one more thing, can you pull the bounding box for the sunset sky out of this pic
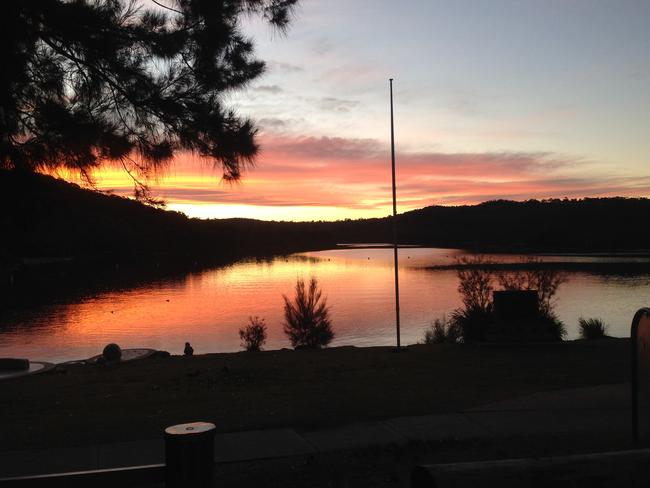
[79,0,650,221]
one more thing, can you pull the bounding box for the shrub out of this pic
[422,316,461,344]
[450,306,494,343]
[539,310,567,341]
[456,256,494,313]
[578,317,608,339]
[239,316,268,351]
[451,257,495,343]
[283,277,334,349]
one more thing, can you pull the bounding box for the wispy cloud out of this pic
[253,84,284,94]
[257,117,289,130]
[318,97,361,113]
[267,61,304,73]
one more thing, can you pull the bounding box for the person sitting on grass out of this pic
[184,342,194,356]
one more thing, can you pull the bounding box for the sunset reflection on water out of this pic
[1,248,649,362]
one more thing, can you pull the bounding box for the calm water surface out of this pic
[2,248,650,363]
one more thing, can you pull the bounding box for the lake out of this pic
[1,247,650,363]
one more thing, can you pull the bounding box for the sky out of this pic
[82,0,650,221]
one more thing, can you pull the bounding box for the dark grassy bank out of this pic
[0,339,629,450]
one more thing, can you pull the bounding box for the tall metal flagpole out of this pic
[389,78,401,349]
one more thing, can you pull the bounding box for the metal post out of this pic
[165,422,216,488]
[389,78,401,349]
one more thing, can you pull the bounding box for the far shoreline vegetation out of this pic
[4,170,650,261]
[3,170,650,308]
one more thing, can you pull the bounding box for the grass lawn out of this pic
[0,339,629,450]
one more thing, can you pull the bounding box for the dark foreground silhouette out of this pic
[0,340,628,450]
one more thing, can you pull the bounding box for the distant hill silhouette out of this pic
[395,198,650,252]
[3,170,650,270]
[0,170,338,266]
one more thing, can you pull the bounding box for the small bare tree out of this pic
[422,316,461,344]
[239,316,268,352]
[456,256,494,313]
[283,277,334,349]
[450,256,495,342]
[497,258,567,314]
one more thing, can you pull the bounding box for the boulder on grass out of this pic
[102,343,122,362]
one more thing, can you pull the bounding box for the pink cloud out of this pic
[87,133,650,219]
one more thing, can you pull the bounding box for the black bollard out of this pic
[165,422,216,488]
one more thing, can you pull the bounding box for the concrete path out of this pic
[0,383,632,478]
[464,382,630,438]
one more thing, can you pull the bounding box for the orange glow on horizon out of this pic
[49,133,650,222]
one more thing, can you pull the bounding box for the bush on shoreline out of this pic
[283,277,334,349]
[422,316,461,344]
[450,306,494,343]
[450,256,567,342]
[540,310,567,341]
[239,316,268,351]
[579,317,608,339]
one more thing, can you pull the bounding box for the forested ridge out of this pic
[3,171,649,268]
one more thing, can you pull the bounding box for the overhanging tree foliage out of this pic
[0,0,296,198]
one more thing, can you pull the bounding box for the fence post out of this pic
[165,422,216,488]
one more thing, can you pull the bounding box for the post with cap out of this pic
[165,421,216,488]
